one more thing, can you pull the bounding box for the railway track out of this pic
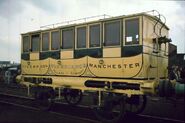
[138,114,184,123]
[0,92,184,123]
[0,92,99,123]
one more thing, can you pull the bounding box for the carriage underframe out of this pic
[17,75,162,123]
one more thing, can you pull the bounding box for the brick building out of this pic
[168,43,185,67]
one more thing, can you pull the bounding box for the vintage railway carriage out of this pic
[19,11,172,122]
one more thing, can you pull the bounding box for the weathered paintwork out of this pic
[19,13,169,96]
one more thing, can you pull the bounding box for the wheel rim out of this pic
[93,93,126,123]
[35,92,53,110]
[126,95,147,114]
[64,89,82,106]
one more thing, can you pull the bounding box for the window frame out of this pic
[88,23,101,49]
[22,35,30,53]
[103,19,122,47]
[75,25,87,49]
[51,30,61,51]
[41,31,50,52]
[61,27,75,50]
[124,17,140,46]
[31,33,40,52]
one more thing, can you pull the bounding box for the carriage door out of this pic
[21,35,30,75]
[122,17,143,77]
[29,34,40,74]
[30,34,40,60]
[103,20,121,57]
[22,35,30,61]
[61,27,74,59]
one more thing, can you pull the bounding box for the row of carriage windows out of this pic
[23,18,139,53]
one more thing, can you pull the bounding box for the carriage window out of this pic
[42,32,49,51]
[77,27,86,48]
[62,28,74,49]
[104,21,120,46]
[23,36,30,52]
[125,19,139,45]
[89,24,100,48]
[31,34,40,52]
[51,31,60,50]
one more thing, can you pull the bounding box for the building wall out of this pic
[168,43,185,67]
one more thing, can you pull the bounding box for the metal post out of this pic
[156,37,159,82]
[98,90,101,106]
[58,87,61,99]
[27,85,30,96]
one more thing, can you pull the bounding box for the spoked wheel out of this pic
[34,91,55,111]
[63,88,83,106]
[93,93,126,123]
[126,95,147,114]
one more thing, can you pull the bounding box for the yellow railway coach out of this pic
[17,10,173,123]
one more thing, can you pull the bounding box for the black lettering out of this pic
[112,65,116,69]
[129,64,133,68]
[135,63,140,67]
[123,64,127,68]
[103,65,106,68]
[94,64,97,68]
[98,65,102,68]
[118,64,122,69]
[107,65,111,68]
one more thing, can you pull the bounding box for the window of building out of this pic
[62,28,74,49]
[125,18,139,45]
[51,31,60,50]
[77,27,86,48]
[89,24,100,48]
[104,21,120,46]
[23,36,30,53]
[31,34,40,52]
[42,32,49,51]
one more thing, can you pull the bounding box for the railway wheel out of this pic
[34,90,54,111]
[63,88,83,106]
[93,93,126,123]
[126,95,147,114]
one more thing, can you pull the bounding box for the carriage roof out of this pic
[21,12,169,35]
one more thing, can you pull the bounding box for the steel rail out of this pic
[0,92,184,123]
[0,94,99,123]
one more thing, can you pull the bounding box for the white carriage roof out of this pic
[22,11,169,35]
